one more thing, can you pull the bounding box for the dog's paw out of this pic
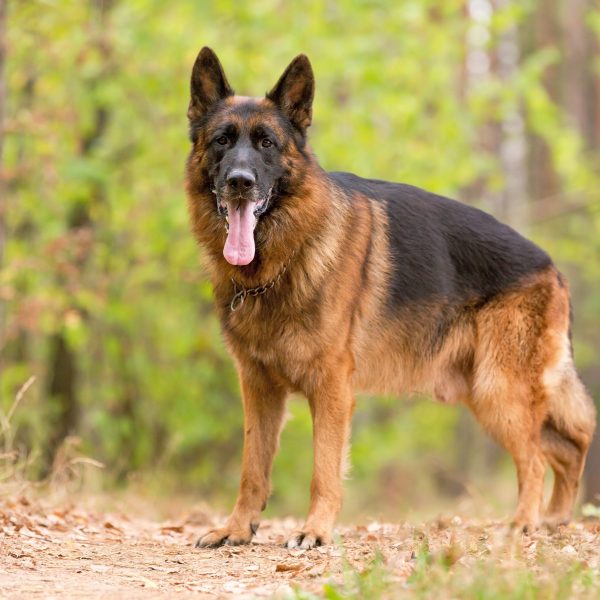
[195,523,257,548]
[542,513,570,530]
[285,528,330,550]
[509,517,538,535]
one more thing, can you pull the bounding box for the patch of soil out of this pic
[0,497,598,598]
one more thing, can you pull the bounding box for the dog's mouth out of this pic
[215,191,271,266]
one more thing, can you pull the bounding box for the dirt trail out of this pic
[1,497,599,598]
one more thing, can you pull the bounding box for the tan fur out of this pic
[188,104,595,547]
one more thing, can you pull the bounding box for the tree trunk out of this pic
[46,334,78,457]
[563,0,598,149]
[523,0,561,209]
[0,0,6,385]
[44,0,115,469]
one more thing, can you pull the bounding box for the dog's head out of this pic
[187,47,314,266]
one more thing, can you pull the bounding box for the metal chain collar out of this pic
[229,252,295,312]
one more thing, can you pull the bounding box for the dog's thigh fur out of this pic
[464,269,595,528]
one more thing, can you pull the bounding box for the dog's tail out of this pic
[540,286,596,517]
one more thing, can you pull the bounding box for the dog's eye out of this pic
[261,138,273,148]
[216,135,228,146]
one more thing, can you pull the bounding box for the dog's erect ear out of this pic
[188,47,234,121]
[266,55,314,133]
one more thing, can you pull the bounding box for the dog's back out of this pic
[330,171,552,306]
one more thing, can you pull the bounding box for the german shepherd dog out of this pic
[185,48,596,549]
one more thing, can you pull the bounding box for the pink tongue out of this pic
[223,201,256,265]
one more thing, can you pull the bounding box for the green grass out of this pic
[287,537,599,600]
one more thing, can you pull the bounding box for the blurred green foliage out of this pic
[2,1,599,516]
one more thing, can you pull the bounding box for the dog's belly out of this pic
[352,336,423,396]
[351,316,473,404]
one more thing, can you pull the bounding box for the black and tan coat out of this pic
[185,48,596,549]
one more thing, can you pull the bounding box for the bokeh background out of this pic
[1,0,599,521]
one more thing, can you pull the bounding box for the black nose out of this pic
[227,169,256,192]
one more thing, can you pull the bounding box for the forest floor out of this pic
[1,495,599,599]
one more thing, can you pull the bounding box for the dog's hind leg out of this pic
[468,268,596,531]
[467,276,559,531]
[467,381,548,531]
[541,359,596,525]
[196,361,288,548]
[505,424,547,531]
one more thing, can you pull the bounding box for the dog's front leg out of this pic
[196,363,288,548]
[286,366,355,549]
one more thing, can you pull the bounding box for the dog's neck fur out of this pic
[188,150,350,303]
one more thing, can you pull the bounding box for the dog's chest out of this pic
[223,302,323,385]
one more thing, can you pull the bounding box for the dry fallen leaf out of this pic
[148,565,179,574]
[275,562,305,573]
[160,524,185,534]
[304,564,326,578]
[103,521,123,533]
[9,552,34,560]
[138,576,159,589]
